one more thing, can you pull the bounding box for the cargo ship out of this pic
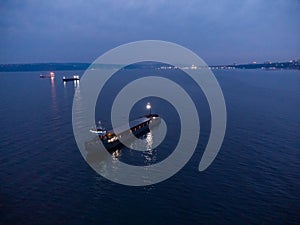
[40,72,55,78]
[89,114,160,151]
[62,75,80,82]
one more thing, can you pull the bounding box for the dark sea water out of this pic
[0,69,300,225]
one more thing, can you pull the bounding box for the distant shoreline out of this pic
[0,60,299,72]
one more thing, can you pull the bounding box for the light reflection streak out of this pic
[146,132,153,151]
[50,77,59,114]
[63,80,80,88]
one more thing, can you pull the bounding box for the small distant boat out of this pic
[40,72,55,78]
[62,75,80,82]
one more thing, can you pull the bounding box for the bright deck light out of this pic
[146,102,151,110]
[146,102,151,115]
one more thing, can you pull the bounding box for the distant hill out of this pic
[211,60,300,70]
[0,63,90,72]
[0,60,299,72]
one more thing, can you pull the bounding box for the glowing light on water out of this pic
[146,132,153,151]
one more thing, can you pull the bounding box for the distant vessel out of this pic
[89,114,160,151]
[40,72,55,78]
[62,75,80,82]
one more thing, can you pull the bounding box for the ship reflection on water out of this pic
[142,132,158,165]
[111,149,121,159]
[146,132,154,151]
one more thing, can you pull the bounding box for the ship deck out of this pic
[108,117,150,135]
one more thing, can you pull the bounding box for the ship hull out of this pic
[103,124,151,151]
[62,78,80,82]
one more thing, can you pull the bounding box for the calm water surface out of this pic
[0,69,299,225]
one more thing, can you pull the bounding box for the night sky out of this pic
[0,0,299,65]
